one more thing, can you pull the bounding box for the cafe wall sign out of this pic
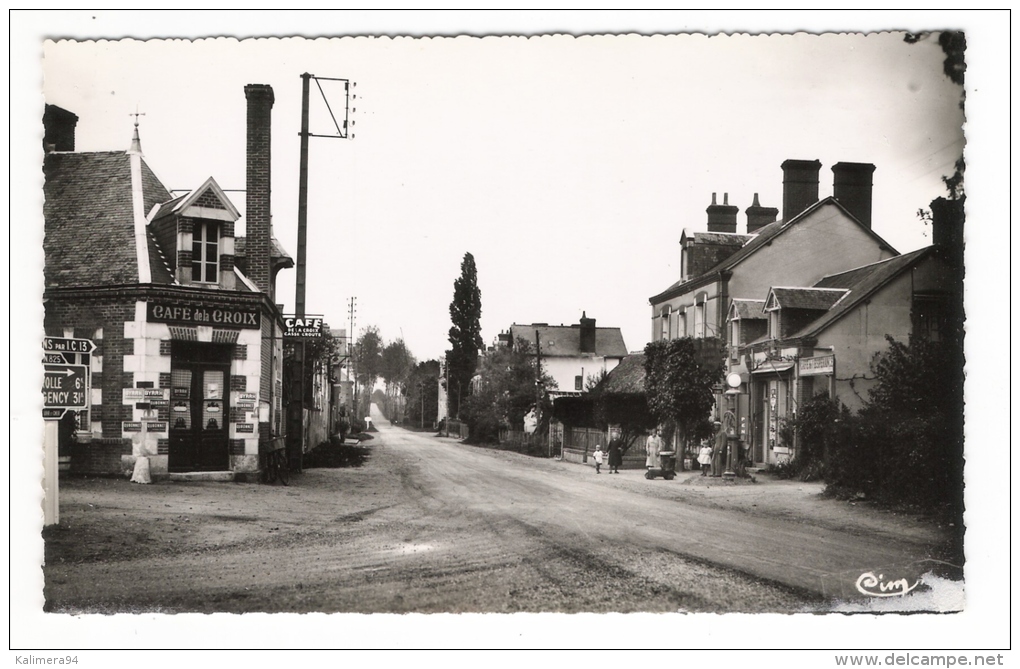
[147,302,260,329]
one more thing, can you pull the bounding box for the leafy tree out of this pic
[447,252,483,418]
[381,339,415,387]
[584,369,609,392]
[643,337,726,466]
[379,338,416,420]
[462,338,555,444]
[353,326,383,397]
[290,326,344,405]
[407,360,442,429]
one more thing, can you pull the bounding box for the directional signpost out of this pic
[42,337,95,526]
[42,336,97,355]
[43,364,89,420]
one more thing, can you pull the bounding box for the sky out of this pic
[34,17,967,363]
[10,9,1012,654]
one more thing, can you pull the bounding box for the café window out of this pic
[191,220,220,284]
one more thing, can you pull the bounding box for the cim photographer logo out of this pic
[855,571,920,597]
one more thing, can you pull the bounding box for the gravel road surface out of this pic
[43,408,957,614]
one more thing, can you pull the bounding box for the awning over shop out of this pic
[750,360,795,375]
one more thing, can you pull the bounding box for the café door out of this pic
[169,343,231,472]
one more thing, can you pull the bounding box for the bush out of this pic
[821,336,964,518]
[778,394,847,482]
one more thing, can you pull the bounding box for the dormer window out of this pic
[191,220,220,284]
[763,291,781,339]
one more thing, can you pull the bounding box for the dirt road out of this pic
[43,410,956,614]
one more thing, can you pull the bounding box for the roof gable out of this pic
[767,287,848,311]
[728,298,766,320]
[791,247,934,338]
[651,197,899,305]
[152,176,239,222]
[707,197,897,277]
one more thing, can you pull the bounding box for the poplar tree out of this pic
[447,252,483,418]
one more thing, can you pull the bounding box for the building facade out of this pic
[43,85,293,479]
[647,159,909,466]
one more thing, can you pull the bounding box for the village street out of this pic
[43,408,959,615]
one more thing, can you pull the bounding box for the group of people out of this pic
[592,421,731,476]
[591,440,622,474]
[698,420,729,477]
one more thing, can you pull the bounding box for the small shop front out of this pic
[749,356,795,466]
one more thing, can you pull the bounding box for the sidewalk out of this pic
[564,457,952,551]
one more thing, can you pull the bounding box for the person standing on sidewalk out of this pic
[711,420,726,477]
[608,439,623,474]
[593,445,604,474]
[646,428,662,471]
[698,441,713,476]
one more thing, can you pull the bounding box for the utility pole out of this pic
[348,297,357,419]
[293,72,353,469]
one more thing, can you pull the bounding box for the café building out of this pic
[42,84,293,479]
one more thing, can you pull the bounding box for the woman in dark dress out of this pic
[607,439,623,474]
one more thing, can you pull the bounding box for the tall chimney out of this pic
[245,84,275,295]
[706,192,738,233]
[579,312,596,354]
[744,192,779,234]
[832,162,876,229]
[781,159,822,222]
[43,104,78,152]
[930,195,965,269]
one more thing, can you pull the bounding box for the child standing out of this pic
[593,445,604,474]
[698,442,713,476]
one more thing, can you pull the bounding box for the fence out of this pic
[561,427,647,469]
[444,419,470,440]
[498,429,549,457]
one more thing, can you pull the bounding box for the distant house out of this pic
[503,313,628,398]
[42,87,294,480]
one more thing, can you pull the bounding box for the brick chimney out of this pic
[930,195,965,269]
[43,104,78,152]
[745,192,779,234]
[781,159,822,222]
[245,84,274,294]
[706,192,738,233]
[832,162,876,229]
[579,312,596,354]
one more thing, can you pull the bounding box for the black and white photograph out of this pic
[11,9,1009,659]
